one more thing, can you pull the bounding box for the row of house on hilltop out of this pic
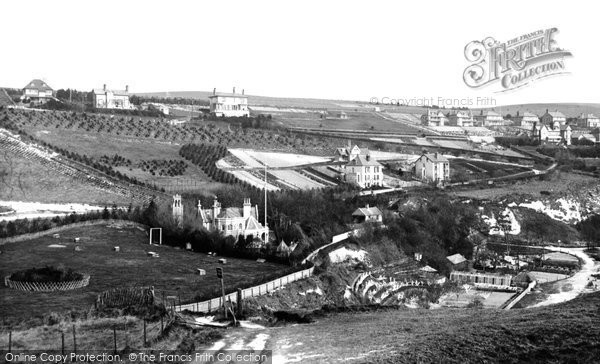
[421,110,504,127]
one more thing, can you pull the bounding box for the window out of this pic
[222,225,226,231]
[239,223,243,230]
[227,224,232,230]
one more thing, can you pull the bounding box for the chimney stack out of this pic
[242,89,245,95]
[125,85,129,93]
[233,87,236,94]
[213,88,216,95]
[243,198,251,218]
[103,84,106,91]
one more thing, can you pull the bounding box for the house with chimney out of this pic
[92,84,132,109]
[22,79,54,103]
[344,153,384,188]
[474,110,504,126]
[196,197,269,242]
[421,110,448,126]
[335,142,369,163]
[414,153,450,185]
[576,113,600,128]
[540,109,566,125]
[209,87,249,117]
[512,111,539,129]
[352,204,383,224]
[447,111,474,127]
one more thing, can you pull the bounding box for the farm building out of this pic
[447,111,474,127]
[446,253,468,271]
[474,110,504,126]
[540,109,567,125]
[512,111,539,129]
[414,153,449,185]
[421,110,448,126]
[337,111,348,119]
[196,197,269,243]
[344,154,384,188]
[449,271,512,286]
[576,113,600,128]
[92,84,133,109]
[208,87,249,117]
[352,204,383,223]
[22,79,54,103]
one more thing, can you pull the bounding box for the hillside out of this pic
[0,88,15,107]
[477,102,600,118]
[268,291,600,363]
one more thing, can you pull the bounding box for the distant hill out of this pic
[476,103,600,118]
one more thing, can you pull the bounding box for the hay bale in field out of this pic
[196,269,206,275]
[52,233,60,239]
[73,237,80,243]
[218,258,227,264]
[114,246,120,252]
[147,251,159,258]
[74,246,82,252]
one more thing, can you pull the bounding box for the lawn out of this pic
[0,222,287,327]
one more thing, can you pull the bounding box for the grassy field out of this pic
[0,222,287,327]
[450,158,533,182]
[0,149,135,205]
[450,171,597,200]
[268,292,600,363]
[478,102,600,118]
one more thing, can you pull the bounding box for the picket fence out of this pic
[175,266,314,313]
[4,275,90,292]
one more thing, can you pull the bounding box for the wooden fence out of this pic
[4,275,90,292]
[175,266,314,313]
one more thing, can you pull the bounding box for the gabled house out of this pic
[194,198,269,242]
[92,84,132,109]
[421,110,448,126]
[414,153,449,185]
[534,122,572,145]
[512,111,539,129]
[352,204,383,223]
[447,111,474,127]
[22,79,54,103]
[335,142,369,163]
[474,110,504,126]
[344,154,384,188]
[540,109,566,126]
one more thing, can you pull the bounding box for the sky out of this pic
[1,0,598,106]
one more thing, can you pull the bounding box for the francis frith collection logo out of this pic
[463,28,572,92]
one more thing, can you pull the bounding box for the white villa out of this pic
[474,110,504,126]
[92,84,133,109]
[534,122,572,145]
[344,154,384,188]
[335,143,368,163]
[414,153,449,185]
[209,87,249,117]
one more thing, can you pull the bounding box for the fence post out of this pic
[8,330,11,353]
[72,324,77,354]
[143,320,147,347]
[237,289,243,316]
[61,331,64,356]
[113,326,117,354]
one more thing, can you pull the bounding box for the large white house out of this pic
[198,198,269,242]
[534,122,572,145]
[512,111,539,129]
[344,154,384,188]
[22,79,54,103]
[474,110,504,126]
[414,153,449,184]
[209,87,249,117]
[447,111,474,127]
[92,84,132,109]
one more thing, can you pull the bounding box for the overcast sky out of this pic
[1,0,597,106]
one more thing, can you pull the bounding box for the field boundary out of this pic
[0,219,147,245]
[4,274,90,292]
[175,266,314,313]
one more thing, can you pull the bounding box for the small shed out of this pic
[446,253,468,271]
[276,240,292,257]
[218,258,227,264]
[352,204,383,223]
[147,251,160,258]
[196,269,206,275]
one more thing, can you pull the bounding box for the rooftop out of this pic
[23,79,53,92]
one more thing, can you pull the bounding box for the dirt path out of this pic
[529,246,599,308]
